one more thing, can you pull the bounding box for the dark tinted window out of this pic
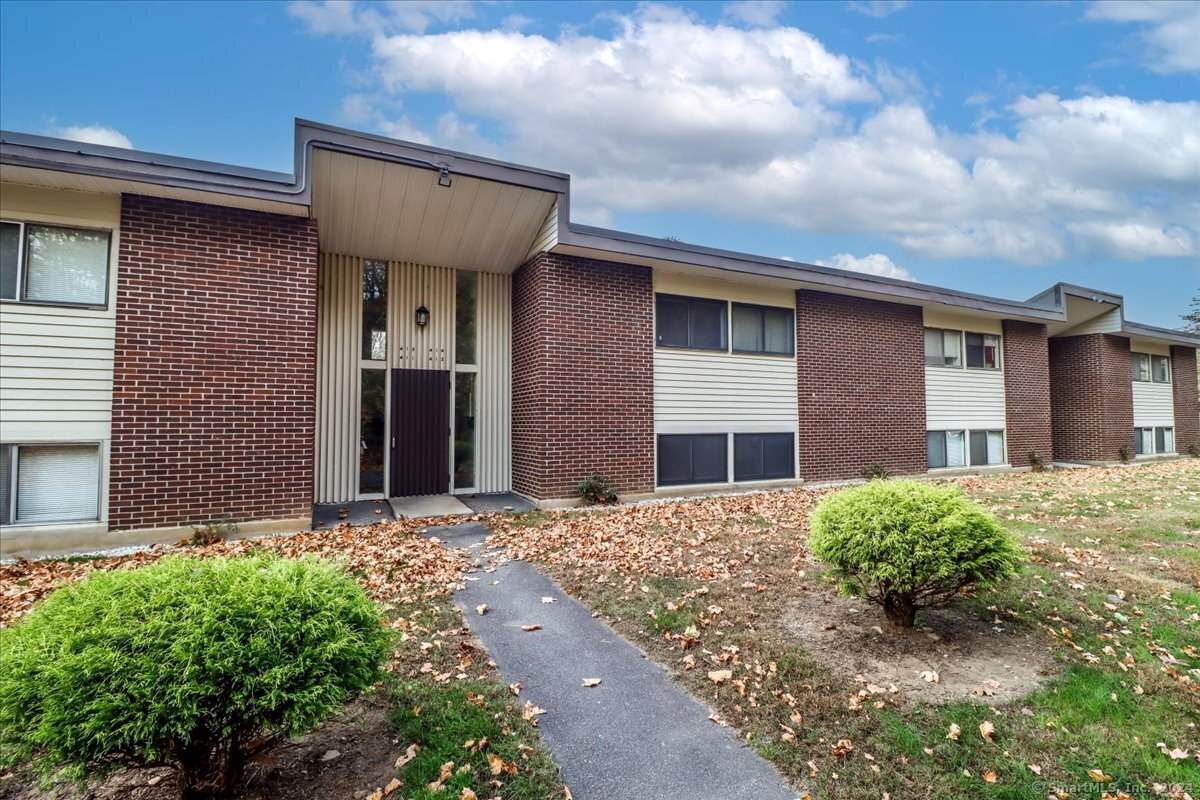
[655,294,727,351]
[657,434,727,486]
[0,222,18,300]
[969,431,988,467]
[965,332,1000,369]
[733,433,794,481]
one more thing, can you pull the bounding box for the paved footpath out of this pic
[430,522,803,800]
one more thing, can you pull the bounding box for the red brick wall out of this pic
[1002,320,1053,467]
[795,291,926,480]
[108,195,318,530]
[1172,346,1199,455]
[1048,333,1133,462]
[511,253,654,499]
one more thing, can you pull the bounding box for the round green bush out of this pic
[0,554,392,798]
[808,480,1023,628]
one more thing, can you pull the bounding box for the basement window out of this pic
[928,430,1004,469]
[0,443,101,525]
[1135,426,1174,455]
[657,434,727,486]
[0,221,111,307]
[733,433,795,482]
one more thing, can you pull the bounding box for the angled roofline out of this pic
[558,223,1064,321]
[1,121,1192,335]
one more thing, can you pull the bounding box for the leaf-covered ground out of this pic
[0,520,565,800]
[488,460,1200,800]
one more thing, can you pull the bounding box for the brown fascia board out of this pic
[558,223,1065,322]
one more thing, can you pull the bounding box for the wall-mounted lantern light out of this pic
[438,166,452,188]
[415,305,430,328]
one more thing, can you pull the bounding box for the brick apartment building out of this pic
[1,121,1196,555]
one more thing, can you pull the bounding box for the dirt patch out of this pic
[0,697,405,800]
[782,587,1056,705]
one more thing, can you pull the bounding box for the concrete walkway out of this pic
[431,523,802,800]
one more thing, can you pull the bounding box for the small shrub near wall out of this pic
[809,480,1023,628]
[0,555,391,799]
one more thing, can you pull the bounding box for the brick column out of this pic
[109,195,318,531]
[1048,333,1133,462]
[1002,320,1053,467]
[795,290,926,481]
[1172,345,1199,455]
[511,253,654,499]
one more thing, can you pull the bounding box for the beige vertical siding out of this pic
[477,272,512,492]
[525,201,558,259]
[391,263,454,370]
[314,253,361,503]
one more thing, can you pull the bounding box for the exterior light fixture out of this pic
[438,166,452,187]
[415,305,430,328]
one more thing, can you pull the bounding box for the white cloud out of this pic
[865,32,903,43]
[289,0,475,36]
[846,1,909,19]
[722,1,786,27]
[307,4,1200,265]
[815,253,914,280]
[54,125,133,149]
[1085,0,1200,73]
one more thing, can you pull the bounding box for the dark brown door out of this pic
[390,369,450,496]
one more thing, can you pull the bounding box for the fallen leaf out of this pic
[1028,763,1042,775]
[920,670,940,684]
[382,778,402,796]
[979,720,996,743]
[475,604,488,616]
[521,624,542,632]
[395,743,420,769]
[708,669,733,684]
[581,678,602,687]
[460,789,477,800]
[541,596,555,603]
[1086,768,1112,781]
[947,723,962,741]
[982,771,997,783]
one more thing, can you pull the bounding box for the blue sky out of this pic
[1,0,1196,326]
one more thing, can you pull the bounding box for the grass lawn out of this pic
[0,521,564,800]
[488,460,1200,800]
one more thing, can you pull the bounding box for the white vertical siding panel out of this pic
[392,263,453,370]
[524,200,559,259]
[477,272,512,492]
[924,368,1007,430]
[314,253,360,503]
[1132,382,1174,427]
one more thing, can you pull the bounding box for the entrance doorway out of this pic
[389,368,450,496]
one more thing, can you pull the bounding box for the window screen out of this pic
[0,445,10,526]
[965,333,1000,369]
[15,444,100,524]
[732,304,793,356]
[655,295,727,351]
[23,225,110,306]
[1150,355,1170,384]
[657,434,727,486]
[924,329,961,367]
[0,221,19,300]
[734,433,794,482]
[1131,353,1151,382]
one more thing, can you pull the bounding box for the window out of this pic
[0,221,111,306]
[655,294,727,351]
[1151,355,1171,384]
[455,270,477,365]
[1136,426,1175,455]
[732,304,793,356]
[0,444,100,525]
[1131,353,1151,382]
[362,259,388,361]
[733,433,794,482]
[453,372,476,490]
[358,370,386,495]
[965,332,1000,369]
[657,434,727,486]
[924,329,962,368]
[928,430,1003,469]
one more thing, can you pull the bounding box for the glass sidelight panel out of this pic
[359,369,386,494]
[456,271,477,365]
[454,372,476,490]
[362,260,388,361]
